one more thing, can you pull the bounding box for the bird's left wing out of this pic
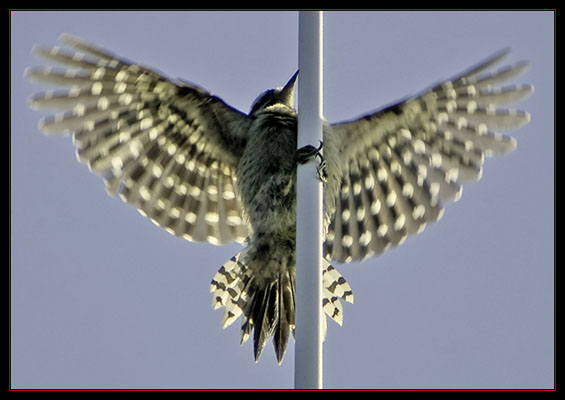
[323,48,533,263]
[26,34,251,245]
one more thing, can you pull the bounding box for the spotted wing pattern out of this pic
[325,49,533,263]
[26,34,251,245]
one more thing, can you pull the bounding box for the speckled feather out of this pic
[323,48,532,263]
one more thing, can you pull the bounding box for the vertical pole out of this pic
[295,10,323,390]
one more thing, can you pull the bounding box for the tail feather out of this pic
[273,270,294,363]
[210,249,353,364]
[210,255,250,328]
[251,279,275,361]
[322,264,354,326]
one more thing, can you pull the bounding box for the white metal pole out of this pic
[295,10,324,390]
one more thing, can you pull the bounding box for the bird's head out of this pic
[249,71,298,116]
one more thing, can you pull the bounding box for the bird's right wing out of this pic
[323,48,533,263]
[26,34,251,245]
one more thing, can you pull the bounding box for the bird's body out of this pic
[26,34,532,364]
[228,99,302,362]
[239,104,298,238]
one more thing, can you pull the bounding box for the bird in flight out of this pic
[26,33,533,364]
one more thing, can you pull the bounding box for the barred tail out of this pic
[210,250,354,364]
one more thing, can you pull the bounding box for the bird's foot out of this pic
[296,141,327,183]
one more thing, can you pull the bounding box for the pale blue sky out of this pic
[10,10,554,389]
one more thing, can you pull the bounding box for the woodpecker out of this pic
[26,34,533,364]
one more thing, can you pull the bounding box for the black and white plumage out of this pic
[26,34,532,364]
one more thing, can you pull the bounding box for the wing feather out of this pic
[325,49,533,263]
[27,34,251,245]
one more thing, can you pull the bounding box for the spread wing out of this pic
[324,48,533,263]
[26,34,251,245]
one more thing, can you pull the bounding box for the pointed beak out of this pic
[280,70,299,105]
[285,70,299,90]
